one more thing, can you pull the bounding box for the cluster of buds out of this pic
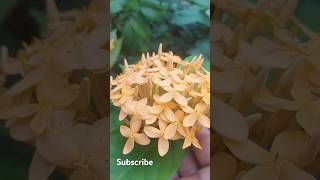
[110,44,210,156]
[213,0,320,180]
[0,0,107,180]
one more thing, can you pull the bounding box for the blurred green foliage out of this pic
[110,0,210,75]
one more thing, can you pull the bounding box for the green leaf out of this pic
[110,0,127,14]
[110,130,184,180]
[111,29,118,41]
[110,104,184,180]
[110,104,123,132]
[121,15,150,53]
[110,38,123,68]
[190,0,209,7]
[140,0,166,22]
[122,21,144,53]
[123,0,140,12]
[140,6,164,22]
[129,16,151,41]
[171,7,209,27]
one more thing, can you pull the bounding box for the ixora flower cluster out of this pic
[213,0,320,180]
[0,0,107,180]
[110,44,210,156]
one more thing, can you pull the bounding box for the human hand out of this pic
[172,128,210,180]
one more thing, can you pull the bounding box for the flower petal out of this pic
[279,162,316,180]
[271,130,310,164]
[10,119,36,142]
[175,110,184,121]
[51,110,75,130]
[213,99,249,141]
[158,78,172,87]
[123,137,134,154]
[130,115,142,133]
[137,98,148,108]
[118,109,127,121]
[29,151,55,180]
[36,129,81,168]
[134,133,150,145]
[181,106,195,114]
[159,118,168,131]
[158,92,174,103]
[30,106,52,135]
[139,111,154,120]
[2,64,48,98]
[0,103,40,119]
[149,105,163,114]
[198,113,210,128]
[173,92,188,106]
[195,103,209,114]
[120,125,131,137]
[164,123,177,139]
[291,77,313,104]
[54,84,80,109]
[158,137,169,156]
[253,89,300,111]
[183,113,198,127]
[224,139,275,165]
[145,116,157,124]
[74,77,91,111]
[143,126,161,138]
[202,94,210,105]
[239,164,279,180]
[182,137,192,149]
[192,137,202,149]
[164,108,176,122]
[177,125,187,137]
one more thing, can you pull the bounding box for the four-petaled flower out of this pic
[182,103,210,128]
[120,117,150,154]
[144,120,172,156]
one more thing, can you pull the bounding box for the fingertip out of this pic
[198,167,210,180]
[178,150,199,177]
[193,128,210,167]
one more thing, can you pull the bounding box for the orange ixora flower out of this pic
[181,125,202,149]
[120,116,150,154]
[182,103,210,128]
[110,44,210,156]
[144,119,171,156]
